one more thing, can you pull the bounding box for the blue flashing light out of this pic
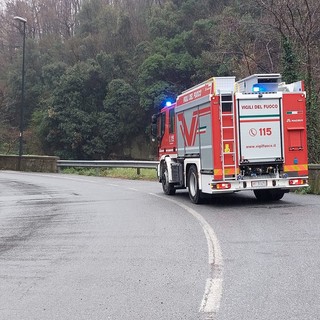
[165,101,172,107]
[253,86,260,93]
[252,83,278,93]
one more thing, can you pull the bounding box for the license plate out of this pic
[251,180,267,187]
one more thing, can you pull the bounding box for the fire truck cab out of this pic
[152,74,308,204]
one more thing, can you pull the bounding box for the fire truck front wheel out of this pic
[254,189,285,202]
[187,165,203,204]
[161,165,176,195]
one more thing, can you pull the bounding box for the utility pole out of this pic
[14,16,27,171]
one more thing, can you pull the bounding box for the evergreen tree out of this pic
[281,37,298,84]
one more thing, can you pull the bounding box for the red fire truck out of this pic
[151,73,308,203]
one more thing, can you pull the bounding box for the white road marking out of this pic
[108,183,120,187]
[128,187,139,191]
[200,278,223,314]
[149,193,223,317]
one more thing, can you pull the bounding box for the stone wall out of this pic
[0,155,59,173]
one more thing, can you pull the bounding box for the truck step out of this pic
[223,152,236,155]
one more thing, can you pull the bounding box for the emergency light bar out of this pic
[252,83,278,93]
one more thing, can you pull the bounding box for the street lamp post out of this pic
[14,16,27,171]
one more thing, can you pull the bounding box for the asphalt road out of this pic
[0,171,320,320]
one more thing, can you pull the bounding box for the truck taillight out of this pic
[289,178,307,185]
[211,182,231,190]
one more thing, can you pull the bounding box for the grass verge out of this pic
[61,167,158,181]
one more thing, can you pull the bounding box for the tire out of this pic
[254,189,285,202]
[269,189,286,201]
[187,165,203,204]
[161,164,176,195]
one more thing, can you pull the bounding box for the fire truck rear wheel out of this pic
[254,189,285,202]
[162,165,176,195]
[187,165,203,204]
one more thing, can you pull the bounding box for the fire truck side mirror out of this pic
[151,114,158,138]
[151,123,157,137]
[151,114,157,124]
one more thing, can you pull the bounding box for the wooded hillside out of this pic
[0,0,319,162]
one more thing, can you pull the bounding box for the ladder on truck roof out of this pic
[219,91,237,181]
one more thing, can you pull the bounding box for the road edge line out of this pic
[149,193,223,317]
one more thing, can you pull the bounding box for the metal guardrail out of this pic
[56,161,319,192]
[309,164,320,170]
[57,161,319,179]
[57,160,158,173]
[57,160,318,170]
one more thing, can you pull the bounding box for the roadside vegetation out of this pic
[0,0,319,163]
[61,167,158,181]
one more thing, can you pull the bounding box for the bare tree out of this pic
[2,0,82,40]
[256,0,320,162]
[257,0,320,92]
